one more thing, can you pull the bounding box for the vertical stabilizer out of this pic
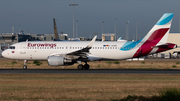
[53,18,59,40]
[142,13,173,44]
[133,13,174,58]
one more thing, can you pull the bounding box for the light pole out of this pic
[136,22,138,41]
[102,21,104,39]
[76,20,78,38]
[93,32,98,39]
[126,21,129,40]
[69,3,78,38]
[115,18,117,40]
[179,19,180,32]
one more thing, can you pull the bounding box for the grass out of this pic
[33,60,42,66]
[159,88,180,101]
[142,61,145,64]
[176,62,180,64]
[11,61,17,65]
[113,88,180,101]
[1,59,180,69]
[172,65,177,68]
[113,61,120,64]
[0,74,180,100]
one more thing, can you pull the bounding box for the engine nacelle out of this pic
[48,56,64,66]
[48,56,73,66]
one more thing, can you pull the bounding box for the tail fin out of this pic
[53,18,59,40]
[133,13,174,58]
[142,13,173,44]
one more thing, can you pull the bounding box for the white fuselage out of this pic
[2,41,140,61]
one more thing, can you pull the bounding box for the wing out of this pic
[66,35,97,56]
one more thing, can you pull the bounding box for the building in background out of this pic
[0,33,69,44]
[102,33,115,41]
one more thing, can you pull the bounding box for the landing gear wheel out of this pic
[84,64,90,70]
[23,60,28,69]
[77,64,83,70]
[23,65,27,69]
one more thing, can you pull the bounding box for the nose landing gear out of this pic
[23,60,28,69]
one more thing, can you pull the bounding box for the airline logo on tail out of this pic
[133,13,174,58]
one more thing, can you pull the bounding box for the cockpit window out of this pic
[10,46,15,49]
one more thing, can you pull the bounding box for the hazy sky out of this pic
[0,0,180,40]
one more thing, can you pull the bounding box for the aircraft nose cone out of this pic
[2,50,7,58]
[2,51,5,57]
[0,50,2,57]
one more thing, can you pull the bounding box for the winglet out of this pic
[87,35,97,48]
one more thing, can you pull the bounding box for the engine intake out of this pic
[47,56,72,66]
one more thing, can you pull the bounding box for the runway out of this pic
[0,69,180,74]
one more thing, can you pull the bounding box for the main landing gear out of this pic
[23,60,28,69]
[77,62,90,70]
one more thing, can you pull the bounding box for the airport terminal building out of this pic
[0,33,68,44]
[166,33,180,53]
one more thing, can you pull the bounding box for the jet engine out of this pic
[47,56,73,66]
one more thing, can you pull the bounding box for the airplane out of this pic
[2,13,177,70]
[53,18,61,41]
[53,18,80,41]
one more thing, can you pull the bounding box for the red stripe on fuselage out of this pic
[133,28,169,58]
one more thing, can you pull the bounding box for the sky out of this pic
[0,0,180,40]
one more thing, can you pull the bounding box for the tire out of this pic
[77,64,83,70]
[84,64,90,70]
[23,65,27,69]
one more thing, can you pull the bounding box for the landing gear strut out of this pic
[23,60,28,69]
[77,62,90,70]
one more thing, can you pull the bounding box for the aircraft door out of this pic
[20,43,26,54]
